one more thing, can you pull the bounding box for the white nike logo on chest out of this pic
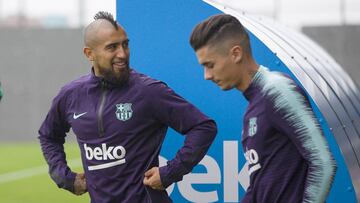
[73,112,87,119]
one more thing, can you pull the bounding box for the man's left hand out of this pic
[73,173,87,195]
[143,167,165,190]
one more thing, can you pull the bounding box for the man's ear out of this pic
[83,47,94,61]
[230,45,243,64]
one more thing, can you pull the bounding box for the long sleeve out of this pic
[265,77,337,203]
[147,82,217,187]
[38,88,76,192]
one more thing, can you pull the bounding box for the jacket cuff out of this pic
[50,169,77,192]
[159,163,187,188]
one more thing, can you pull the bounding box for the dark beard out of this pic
[100,66,130,86]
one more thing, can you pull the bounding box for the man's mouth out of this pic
[113,61,127,70]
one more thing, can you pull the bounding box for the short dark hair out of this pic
[190,14,251,54]
[94,11,118,29]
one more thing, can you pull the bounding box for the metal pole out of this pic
[18,0,26,27]
[340,0,346,25]
[273,0,280,21]
[79,0,85,27]
[0,0,2,20]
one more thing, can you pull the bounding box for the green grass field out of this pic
[0,142,90,203]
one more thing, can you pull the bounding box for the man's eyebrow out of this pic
[105,39,130,46]
[201,61,212,66]
[104,39,129,48]
[105,42,118,47]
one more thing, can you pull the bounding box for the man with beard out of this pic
[38,11,217,203]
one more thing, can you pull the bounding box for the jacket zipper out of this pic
[98,80,108,137]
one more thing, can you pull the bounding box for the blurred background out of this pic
[0,0,116,142]
[0,0,358,202]
[0,0,116,28]
[0,1,114,202]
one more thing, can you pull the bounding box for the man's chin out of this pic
[105,67,130,86]
[219,84,232,91]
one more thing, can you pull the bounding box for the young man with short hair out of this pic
[190,14,336,203]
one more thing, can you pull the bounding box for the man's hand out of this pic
[143,167,165,190]
[73,173,87,195]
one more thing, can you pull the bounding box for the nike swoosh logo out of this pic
[73,112,87,119]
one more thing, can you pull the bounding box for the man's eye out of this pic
[108,44,117,50]
[122,41,129,49]
[207,64,214,69]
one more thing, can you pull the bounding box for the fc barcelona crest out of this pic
[248,117,257,137]
[116,103,133,121]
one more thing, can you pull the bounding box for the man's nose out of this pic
[116,47,127,58]
[204,69,213,80]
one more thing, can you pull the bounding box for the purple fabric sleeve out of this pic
[147,82,217,187]
[38,88,77,192]
[265,81,336,203]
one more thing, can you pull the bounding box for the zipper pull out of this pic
[101,79,108,89]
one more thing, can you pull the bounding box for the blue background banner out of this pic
[117,0,355,202]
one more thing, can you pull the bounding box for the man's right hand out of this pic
[73,173,87,195]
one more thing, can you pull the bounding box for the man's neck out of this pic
[93,66,104,78]
[236,59,259,92]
